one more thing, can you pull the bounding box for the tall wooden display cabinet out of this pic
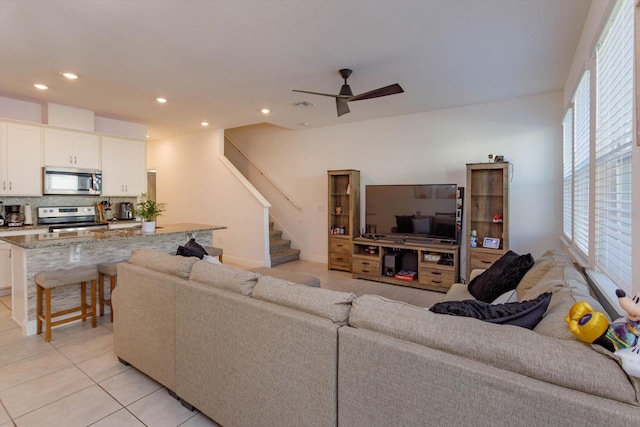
[465,162,509,280]
[328,170,360,271]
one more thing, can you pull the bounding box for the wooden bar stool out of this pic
[98,261,125,322]
[35,266,99,342]
[204,246,224,263]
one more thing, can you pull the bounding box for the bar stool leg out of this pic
[109,275,116,322]
[44,288,52,342]
[91,278,97,328]
[99,273,105,317]
[81,281,87,322]
[36,284,42,335]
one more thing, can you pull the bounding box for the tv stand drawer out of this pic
[470,250,503,270]
[330,238,351,255]
[352,258,380,277]
[418,267,454,287]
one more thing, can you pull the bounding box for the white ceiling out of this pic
[0,0,592,140]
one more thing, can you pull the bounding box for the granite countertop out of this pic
[0,223,227,249]
[0,224,49,235]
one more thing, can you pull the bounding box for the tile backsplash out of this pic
[0,195,137,222]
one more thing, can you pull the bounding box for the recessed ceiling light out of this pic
[261,108,270,114]
[34,83,48,90]
[61,72,78,80]
[146,134,150,139]
[201,122,209,127]
[156,97,167,103]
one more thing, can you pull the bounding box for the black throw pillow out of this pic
[395,215,415,233]
[429,292,552,330]
[467,250,534,303]
[176,238,209,259]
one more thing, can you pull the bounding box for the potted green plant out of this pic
[135,193,166,233]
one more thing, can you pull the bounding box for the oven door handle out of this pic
[92,173,99,192]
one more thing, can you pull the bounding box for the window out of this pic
[562,109,573,242]
[563,72,590,257]
[573,72,590,257]
[594,0,633,291]
[562,0,633,294]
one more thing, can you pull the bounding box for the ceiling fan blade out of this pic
[349,83,404,102]
[336,98,350,117]
[292,89,350,99]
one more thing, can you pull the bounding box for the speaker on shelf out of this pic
[384,252,403,277]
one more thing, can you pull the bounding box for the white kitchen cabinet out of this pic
[101,137,146,196]
[0,122,42,196]
[0,242,10,294]
[44,128,100,169]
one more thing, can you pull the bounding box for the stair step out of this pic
[270,238,292,254]
[269,229,282,240]
[269,221,274,230]
[270,248,300,267]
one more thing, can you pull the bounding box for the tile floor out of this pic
[0,260,446,427]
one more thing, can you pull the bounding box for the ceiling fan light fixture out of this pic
[292,68,403,117]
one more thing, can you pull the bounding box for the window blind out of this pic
[562,108,573,242]
[594,0,633,291]
[573,72,590,257]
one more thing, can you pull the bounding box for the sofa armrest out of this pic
[470,268,485,281]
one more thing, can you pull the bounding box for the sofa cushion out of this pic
[516,250,573,301]
[440,282,474,302]
[249,267,320,288]
[252,275,355,325]
[349,294,639,405]
[429,292,552,329]
[189,261,260,296]
[530,285,610,344]
[491,289,518,304]
[129,248,198,279]
[468,250,534,302]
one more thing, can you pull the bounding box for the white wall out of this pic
[227,91,564,265]
[146,129,268,266]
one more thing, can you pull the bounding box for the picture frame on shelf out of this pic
[483,237,500,249]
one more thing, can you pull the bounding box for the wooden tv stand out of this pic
[351,237,460,293]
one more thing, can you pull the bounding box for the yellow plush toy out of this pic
[565,290,640,379]
[565,301,615,352]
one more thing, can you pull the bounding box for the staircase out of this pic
[269,221,300,266]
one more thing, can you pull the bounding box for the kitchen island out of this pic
[1,223,226,336]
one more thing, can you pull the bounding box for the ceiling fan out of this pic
[293,69,404,117]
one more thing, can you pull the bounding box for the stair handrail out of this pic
[224,134,303,211]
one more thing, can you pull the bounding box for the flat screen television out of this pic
[365,184,459,243]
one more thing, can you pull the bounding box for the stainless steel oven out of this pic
[43,167,102,195]
[37,206,108,232]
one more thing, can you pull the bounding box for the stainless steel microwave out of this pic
[43,167,102,195]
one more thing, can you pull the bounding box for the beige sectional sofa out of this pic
[112,248,640,426]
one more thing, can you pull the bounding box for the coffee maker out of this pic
[5,205,24,227]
